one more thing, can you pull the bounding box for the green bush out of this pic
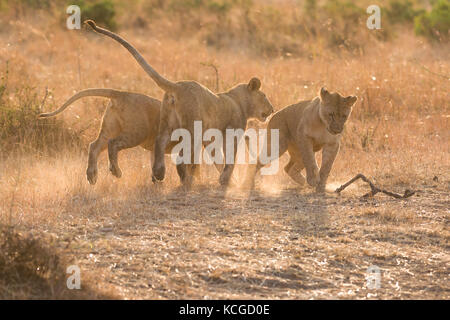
[71,0,117,31]
[167,0,236,14]
[19,0,52,9]
[324,0,364,23]
[414,0,450,41]
[206,0,232,15]
[322,0,365,49]
[0,0,53,12]
[386,0,423,24]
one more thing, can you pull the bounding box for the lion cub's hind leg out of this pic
[108,130,148,179]
[284,159,306,186]
[87,136,108,185]
[284,145,306,186]
[87,107,120,185]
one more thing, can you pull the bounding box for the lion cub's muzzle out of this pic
[328,125,343,135]
[262,111,271,118]
[261,110,273,121]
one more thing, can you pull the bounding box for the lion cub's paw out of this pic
[286,166,306,186]
[240,179,256,191]
[109,164,122,178]
[219,172,232,187]
[86,167,98,185]
[315,184,326,194]
[306,172,320,188]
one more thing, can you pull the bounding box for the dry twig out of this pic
[201,62,219,92]
[39,87,49,111]
[410,58,450,80]
[335,173,415,199]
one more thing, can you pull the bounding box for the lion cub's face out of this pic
[319,87,357,135]
[246,78,274,122]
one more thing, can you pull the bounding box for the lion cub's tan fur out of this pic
[39,89,178,185]
[244,88,357,192]
[85,20,274,188]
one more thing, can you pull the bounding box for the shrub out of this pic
[414,0,450,41]
[386,0,423,24]
[166,0,239,15]
[322,0,366,49]
[324,0,363,24]
[0,65,83,157]
[0,0,54,13]
[71,0,117,31]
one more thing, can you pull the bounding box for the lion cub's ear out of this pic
[344,95,357,106]
[248,78,261,91]
[319,87,330,101]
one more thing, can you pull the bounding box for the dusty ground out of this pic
[68,187,449,299]
[3,150,448,300]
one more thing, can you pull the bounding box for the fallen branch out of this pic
[335,174,415,199]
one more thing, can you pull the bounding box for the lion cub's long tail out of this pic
[38,88,122,118]
[85,20,178,93]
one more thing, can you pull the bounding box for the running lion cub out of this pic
[244,87,357,193]
[39,89,178,185]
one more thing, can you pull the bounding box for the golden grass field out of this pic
[0,0,449,299]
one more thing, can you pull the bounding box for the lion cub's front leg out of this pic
[220,130,238,187]
[298,134,320,188]
[316,141,340,193]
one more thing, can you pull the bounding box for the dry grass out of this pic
[0,1,449,299]
[0,225,117,299]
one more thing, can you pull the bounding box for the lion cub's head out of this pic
[318,87,357,135]
[245,78,274,122]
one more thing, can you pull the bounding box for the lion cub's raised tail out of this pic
[38,88,122,118]
[84,20,178,94]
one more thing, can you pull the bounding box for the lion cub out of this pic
[39,89,179,185]
[244,87,357,192]
[85,20,274,189]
